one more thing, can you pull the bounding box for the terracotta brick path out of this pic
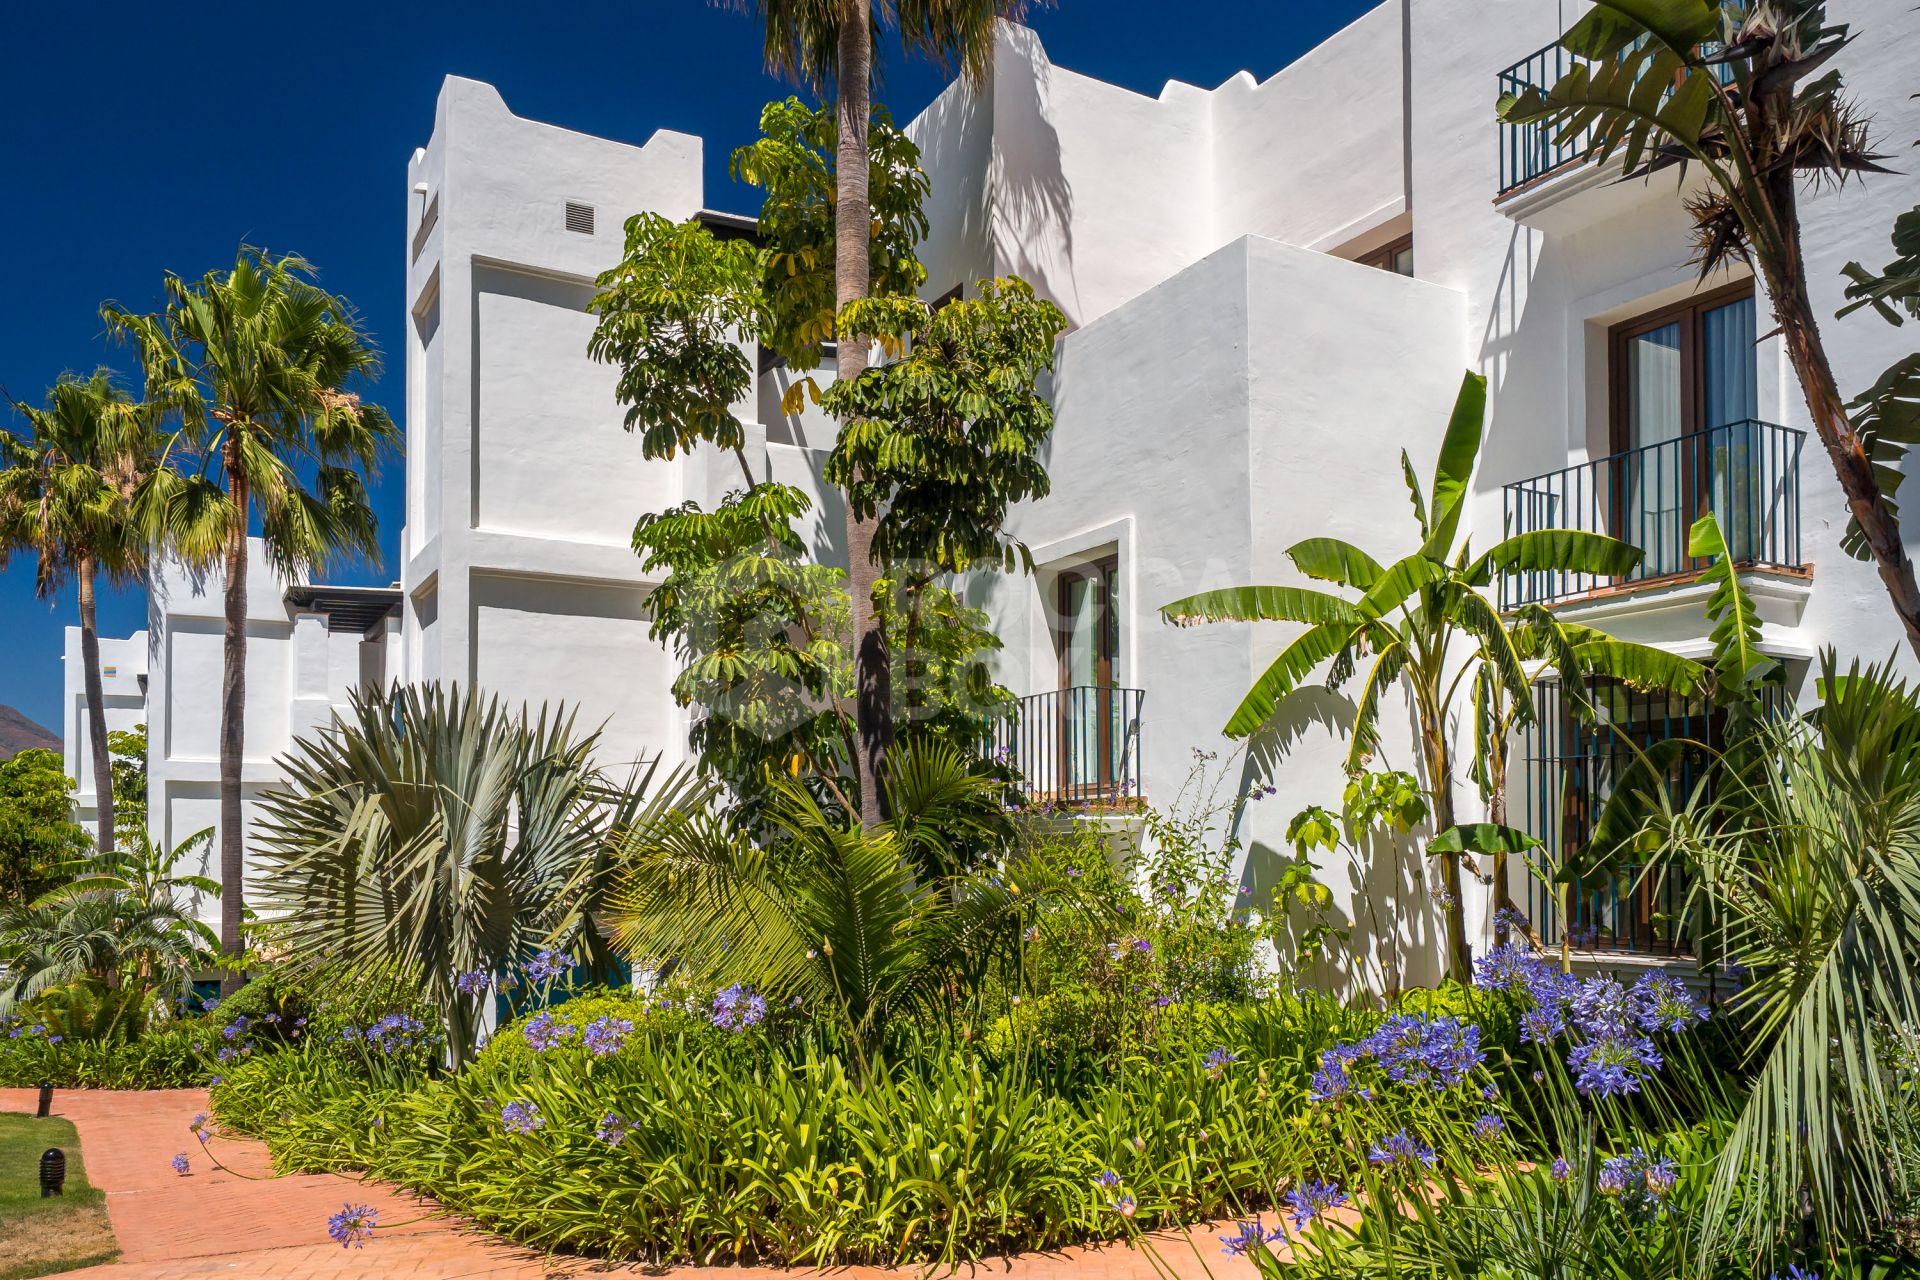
[1,1088,1265,1279]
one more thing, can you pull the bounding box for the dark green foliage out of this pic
[0,750,87,907]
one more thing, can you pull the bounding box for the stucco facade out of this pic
[67,1,1920,977]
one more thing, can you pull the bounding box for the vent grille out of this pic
[564,201,596,235]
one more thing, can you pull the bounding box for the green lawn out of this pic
[0,1112,117,1280]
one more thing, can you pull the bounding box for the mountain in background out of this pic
[0,704,59,758]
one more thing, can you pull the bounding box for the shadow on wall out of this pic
[1478,224,1572,493]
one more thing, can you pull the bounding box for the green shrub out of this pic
[0,1020,213,1088]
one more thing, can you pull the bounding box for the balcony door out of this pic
[1057,557,1120,799]
[1611,283,1758,574]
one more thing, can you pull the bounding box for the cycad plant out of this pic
[611,740,1052,1070]
[250,684,693,1065]
[1496,0,1920,658]
[105,249,394,988]
[0,370,159,853]
[1161,372,1651,981]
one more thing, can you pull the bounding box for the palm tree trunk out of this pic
[76,555,115,855]
[218,462,250,994]
[1757,162,1920,660]
[836,0,890,827]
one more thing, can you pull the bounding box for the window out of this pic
[1608,281,1758,571]
[1055,557,1126,797]
[1357,234,1414,277]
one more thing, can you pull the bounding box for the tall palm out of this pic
[104,249,394,991]
[611,740,1054,1070]
[1497,0,1920,658]
[0,371,157,854]
[1161,372,1651,981]
[250,684,695,1065]
[722,0,1039,826]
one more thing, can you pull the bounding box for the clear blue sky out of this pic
[0,0,1374,735]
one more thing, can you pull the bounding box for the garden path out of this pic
[0,1088,1266,1280]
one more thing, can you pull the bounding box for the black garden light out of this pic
[35,1084,51,1118]
[39,1147,66,1197]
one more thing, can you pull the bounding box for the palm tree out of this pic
[1161,372,1653,982]
[0,826,220,1031]
[721,0,1040,826]
[611,740,1054,1070]
[0,371,157,854]
[1496,0,1920,658]
[249,684,697,1065]
[104,249,394,991]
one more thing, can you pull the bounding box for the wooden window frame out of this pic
[1356,233,1414,275]
[1053,556,1120,802]
[1606,278,1755,456]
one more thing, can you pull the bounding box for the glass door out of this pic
[1057,558,1119,800]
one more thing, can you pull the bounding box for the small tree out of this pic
[1497,0,1920,657]
[0,749,89,908]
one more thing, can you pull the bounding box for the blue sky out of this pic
[0,0,1374,734]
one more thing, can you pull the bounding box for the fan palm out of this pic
[610,740,1057,1070]
[1496,0,1920,658]
[1161,372,1654,981]
[249,684,694,1065]
[720,0,1042,827]
[104,249,395,989]
[0,370,159,854]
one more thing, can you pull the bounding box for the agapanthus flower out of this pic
[1219,1218,1285,1255]
[1367,1128,1437,1169]
[582,1016,633,1057]
[1471,1113,1506,1141]
[1202,1047,1237,1077]
[595,1112,632,1146]
[1629,972,1707,1033]
[1307,1049,1371,1104]
[1597,1148,1677,1219]
[1473,942,1544,992]
[326,1203,378,1248]
[1568,1035,1661,1098]
[1360,1014,1484,1089]
[1280,1180,1347,1230]
[500,1100,544,1135]
[1095,1169,1121,1190]
[1550,1156,1574,1183]
[523,1011,575,1053]
[221,1016,250,1041]
[1493,905,1531,932]
[455,969,493,997]
[524,949,575,984]
[711,984,767,1032]
[189,1112,208,1132]
[170,1153,190,1175]
[1770,1267,1820,1280]
[1108,1192,1138,1218]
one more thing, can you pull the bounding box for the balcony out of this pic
[1500,420,1805,610]
[988,686,1144,810]
[1495,38,1735,208]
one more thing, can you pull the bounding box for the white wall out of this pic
[61,629,148,835]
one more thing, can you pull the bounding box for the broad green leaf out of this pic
[1223,622,1361,738]
[1690,512,1778,701]
[1475,528,1644,581]
[1161,585,1362,628]
[1429,823,1543,856]
[1356,554,1447,619]
[1563,0,1718,60]
[1286,537,1384,590]
[1422,371,1488,560]
[1400,449,1430,537]
[1345,642,1409,773]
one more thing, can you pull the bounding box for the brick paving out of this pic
[1,1087,1266,1279]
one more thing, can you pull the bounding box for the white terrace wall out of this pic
[61,630,148,837]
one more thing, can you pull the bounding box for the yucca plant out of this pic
[1496,0,1920,659]
[1160,372,1662,981]
[250,684,698,1065]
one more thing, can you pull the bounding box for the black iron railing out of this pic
[988,686,1144,809]
[1496,39,1735,196]
[1501,419,1803,609]
[1517,677,1787,955]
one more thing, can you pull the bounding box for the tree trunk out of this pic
[76,555,115,855]
[1422,724,1473,983]
[836,0,890,827]
[218,462,250,994]
[1755,140,1920,660]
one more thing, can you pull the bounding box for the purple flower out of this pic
[1219,1218,1285,1255]
[1472,1113,1506,1141]
[1567,1035,1662,1098]
[1597,1148,1677,1219]
[170,1153,190,1175]
[1095,1169,1121,1190]
[1280,1180,1347,1230]
[455,969,493,996]
[523,1011,575,1053]
[711,984,767,1032]
[1771,1268,1820,1280]
[1550,1156,1574,1183]
[1629,973,1707,1033]
[1202,1047,1237,1077]
[500,1101,544,1135]
[1108,1192,1138,1218]
[595,1112,631,1146]
[1493,905,1531,932]
[189,1112,207,1132]
[582,1016,633,1057]
[326,1203,378,1248]
[1359,1014,1484,1089]
[1368,1128,1437,1169]
[523,949,575,984]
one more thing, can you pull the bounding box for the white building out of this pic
[68,0,1920,983]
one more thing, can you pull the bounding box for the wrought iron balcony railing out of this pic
[1496,38,1735,197]
[987,685,1144,810]
[1500,419,1804,609]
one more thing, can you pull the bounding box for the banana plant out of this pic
[1496,0,1920,660]
[1161,371,1649,981]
